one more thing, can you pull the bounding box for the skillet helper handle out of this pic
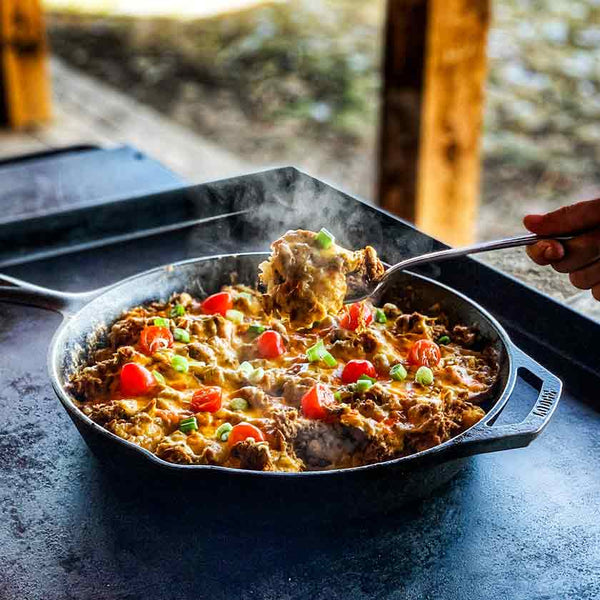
[447,345,562,458]
[0,273,96,315]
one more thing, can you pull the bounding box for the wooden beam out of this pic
[0,0,51,129]
[378,0,490,245]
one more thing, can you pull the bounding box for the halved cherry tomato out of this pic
[256,330,285,359]
[190,386,222,413]
[120,363,155,396]
[139,326,173,355]
[340,302,373,331]
[301,383,335,420]
[408,339,441,367]
[228,422,265,446]
[201,292,233,316]
[341,359,376,384]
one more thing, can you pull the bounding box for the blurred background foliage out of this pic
[44,0,600,238]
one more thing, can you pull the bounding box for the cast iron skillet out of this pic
[0,253,562,520]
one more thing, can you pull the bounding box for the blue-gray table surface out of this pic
[0,151,599,600]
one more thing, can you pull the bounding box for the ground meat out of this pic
[393,312,428,335]
[156,440,195,464]
[235,386,272,410]
[188,342,217,363]
[281,376,317,407]
[452,325,477,347]
[293,421,357,468]
[191,315,234,341]
[69,346,139,401]
[229,439,273,471]
[107,316,145,348]
[259,229,384,328]
[269,405,300,445]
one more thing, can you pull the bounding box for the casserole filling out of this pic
[69,230,499,472]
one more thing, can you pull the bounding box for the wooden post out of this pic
[0,0,51,129]
[378,0,490,245]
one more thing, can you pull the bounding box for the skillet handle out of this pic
[0,273,101,316]
[444,345,562,459]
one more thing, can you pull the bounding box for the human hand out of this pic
[524,198,600,299]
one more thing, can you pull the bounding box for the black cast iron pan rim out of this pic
[37,251,553,479]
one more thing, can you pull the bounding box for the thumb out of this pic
[524,198,600,236]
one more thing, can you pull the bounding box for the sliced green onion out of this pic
[322,351,338,368]
[179,416,198,433]
[215,422,233,441]
[229,397,249,411]
[248,323,266,335]
[415,366,434,386]
[153,370,166,385]
[306,339,325,363]
[153,317,170,328]
[390,363,408,381]
[374,308,387,324]
[438,335,451,345]
[239,361,254,379]
[171,355,189,373]
[226,309,245,324]
[239,292,253,302]
[358,374,376,384]
[355,379,373,392]
[315,227,335,249]
[249,367,265,384]
[333,391,342,402]
[174,328,190,343]
[306,339,337,367]
[170,304,185,318]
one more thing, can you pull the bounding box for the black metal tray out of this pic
[1,168,598,600]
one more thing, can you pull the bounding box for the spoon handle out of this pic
[387,232,574,276]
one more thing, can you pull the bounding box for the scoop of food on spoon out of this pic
[344,232,574,304]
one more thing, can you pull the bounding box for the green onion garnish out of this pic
[249,367,265,384]
[358,374,376,384]
[153,370,166,385]
[179,416,198,433]
[153,317,170,328]
[174,328,190,343]
[226,309,245,324]
[322,351,338,368]
[229,397,249,411]
[438,335,451,345]
[170,304,185,318]
[355,379,373,392]
[215,422,233,441]
[315,227,335,249]
[415,366,434,386]
[306,341,324,363]
[171,355,189,373]
[374,308,387,324]
[390,363,407,381]
[239,292,253,302]
[333,391,342,402]
[239,361,254,379]
[248,324,266,335]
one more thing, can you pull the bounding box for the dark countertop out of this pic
[0,151,599,600]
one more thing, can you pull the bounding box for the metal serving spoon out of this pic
[345,232,572,304]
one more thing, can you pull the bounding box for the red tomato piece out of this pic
[340,302,373,331]
[256,330,285,359]
[228,422,265,446]
[341,359,376,384]
[120,363,155,396]
[190,386,222,413]
[408,339,441,367]
[139,326,173,355]
[301,383,335,420]
[201,292,233,316]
